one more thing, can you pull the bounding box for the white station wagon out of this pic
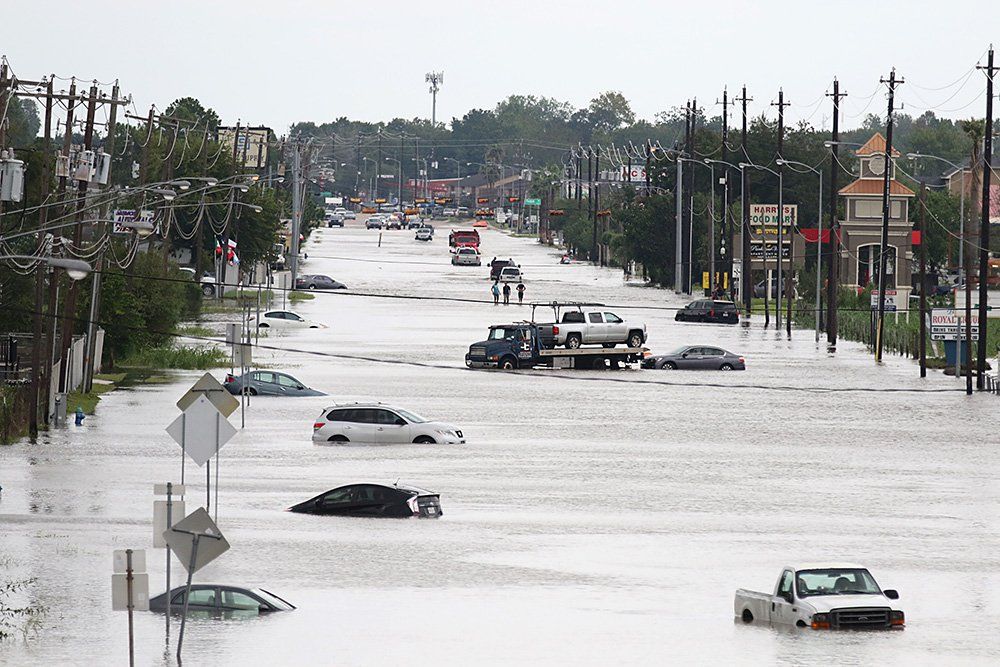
[312,403,465,444]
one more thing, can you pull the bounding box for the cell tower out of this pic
[426,71,444,125]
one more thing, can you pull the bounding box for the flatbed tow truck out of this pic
[464,302,649,370]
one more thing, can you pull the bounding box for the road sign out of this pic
[111,549,149,611]
[153,499,186,548]
[163,508,230,574]
[524,198,541,206]
[166,395,237,467]
[732,258,742,281]
[176,372,238,417]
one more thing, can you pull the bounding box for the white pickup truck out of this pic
[734,564,904,630]
[534,304,646,349]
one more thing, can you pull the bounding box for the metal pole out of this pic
[126,548,135,667]
[675,158,684,292]
[776,173,784,329]
[176,535,199,661]
[919,185,927,377]
[165,484,173,633]
[815,172,824,342]
[976,45,995,389]
[290,143,302,288]
[875,69,901,363]
[709,163,716,295]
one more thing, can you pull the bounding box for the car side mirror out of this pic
[883,589,899,600]
[681,353,688,358]
[296,385,304,390]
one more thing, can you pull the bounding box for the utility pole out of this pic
[975,45,996,389]
[675,131,684,292]
[290,140,302,288]
[592,149,600,264]
[355,135,362,197]
[719,87,730,295]
[772,89,791,334]
[826,79,847,348]
[375,129,382,201]
[576,150,583,210]
[685,99,696,295]
[875,68,903,364]
[737,86,752,313]
[919,184,928,377]
[587,147,594,258]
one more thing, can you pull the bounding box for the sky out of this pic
[2,1,997,135]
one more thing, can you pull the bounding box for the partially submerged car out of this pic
[451,246,481,266]
[642,346,745,370]
[294,274,347,290]
[735,564,904,630]
[415,227,433,241]
[224,371,325,396]
[312,403,465,444]
[256,310,321,328]
[149,585,295,614]
[288,482,442,518]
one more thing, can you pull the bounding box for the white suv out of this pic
[312,404,465,444]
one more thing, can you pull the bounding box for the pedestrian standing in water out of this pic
[491,281,500,305]
[516,281,525,305]
[502,282,511,305]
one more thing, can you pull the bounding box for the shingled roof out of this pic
[855,132,901,157]
[839,179,915,197]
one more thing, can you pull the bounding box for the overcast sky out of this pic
[2,1,996,134]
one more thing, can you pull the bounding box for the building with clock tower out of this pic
[837,133,915,304]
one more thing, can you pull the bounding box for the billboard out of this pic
[749,204,797,235]
[218,126,270,170]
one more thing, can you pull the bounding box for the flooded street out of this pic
[2,221,999,665]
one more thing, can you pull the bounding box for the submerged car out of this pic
[675,299,740,324]
[224,371,325,396]
[288,482,442,518]
[149,585,295,614]
[256,310,321,328]
[451,247,482,266]
[295,274,347,290]
[415,227,433,241]
[642,345,745,370]
[312,403,465,444]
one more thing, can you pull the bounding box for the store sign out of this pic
[749,240,791,260]
[112,209,154,235]
[930,308,980,340]
[870,289,898,312]
[750,204,797,235]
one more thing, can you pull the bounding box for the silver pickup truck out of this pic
[734,563,904,630]
[530,303,646,349]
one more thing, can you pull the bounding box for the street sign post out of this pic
[166,395,237,519]
[524,198,541,206]
[164,508,229,661]
[153,482,185,631]
[176,372,239,417]
[112,548,148,667]
[871,290,898,312]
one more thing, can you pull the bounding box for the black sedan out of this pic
[288,482,442,518]
[675,299,740,324]
[642,346,745,371]
[149,585,295,614]
[223,371,325,396]
[294,274,346,290]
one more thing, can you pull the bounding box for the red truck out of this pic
[449,229,480,250]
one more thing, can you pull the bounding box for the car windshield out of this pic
[394,408,428,423]
[796,569,881,597]
[488,327,518,340]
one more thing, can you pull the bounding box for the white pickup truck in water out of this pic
[530,303,647,349]
[734,564,905,630]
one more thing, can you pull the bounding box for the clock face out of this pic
[869,155,886,176]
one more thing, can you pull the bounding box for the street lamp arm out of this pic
[0,254,92,279]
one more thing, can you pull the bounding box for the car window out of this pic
[286,313,303,322]
[686,347,703,355]
[588,313,604,324]
[255,372,276,384]
[704,348,724,356]
[375,409,403,425]
[355,409,378,424]
[221,590,261,611]
[603,312,623,324]
[264,311,282,319]
[321,487,354,505]
[173,588,216,606]
[326,409,349,421]
[779,571,794,599]
[276,374,299,387]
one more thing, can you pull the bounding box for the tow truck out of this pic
[464,302,649,370]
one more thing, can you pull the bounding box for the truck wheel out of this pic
[741,609,754,623]
[627,331,644,348]
[499,356,518,370]
[566,334,582,349]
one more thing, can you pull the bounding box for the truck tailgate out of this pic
[734,589,773,623]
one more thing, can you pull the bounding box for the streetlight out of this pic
[741,162,784,330]
[778,158,824,342]
[678,156,713,294]
[0,255,92,280]
[705,158,745,302]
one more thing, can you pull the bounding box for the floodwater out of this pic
[2,219,999,666]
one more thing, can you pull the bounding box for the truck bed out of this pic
[734,589,773,623]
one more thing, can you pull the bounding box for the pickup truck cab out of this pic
[734,564,904,630]
[547,306,646,349]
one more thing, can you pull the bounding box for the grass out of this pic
[119,345,229,370]
[66,381,117,415]
[289,291,315,302]
[174,324,214,338]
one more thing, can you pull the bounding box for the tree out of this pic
[163,97,221,130]
[587,91,635,135]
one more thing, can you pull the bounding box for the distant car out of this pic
[385,216,403,230]
[452,247,482,266]
[288,482,442,518]
[343,210,357,220]
[312,403,465,444]
[675,299,740,324]
[223,371,325,396]
[415,227,433,241]
[489,258,517,281]
[149,585,295,614]
[326,213,344,228]
[442,207,458,216]
[457,206,469,216]
[419,223,434,235]
[257,310,321,328]
[366,216,383,229]
[295,274,346,290]
[407,218,422,229]
[472,219,488,228]
[642,345,745,371]
[497,266,523,282]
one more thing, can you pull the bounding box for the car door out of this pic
[341,408,378,443]
[586,312,606,343]
[675,347,702,369]
[700,347,725,369]
[172,586,219,612]
[603,312,627,343]
[374,409,411,444]
[219,588,265,615]
[253,371,280,395]
[275,373,305,395]
[772,570,797,625]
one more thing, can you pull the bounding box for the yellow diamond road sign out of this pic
[176,372,239,417]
